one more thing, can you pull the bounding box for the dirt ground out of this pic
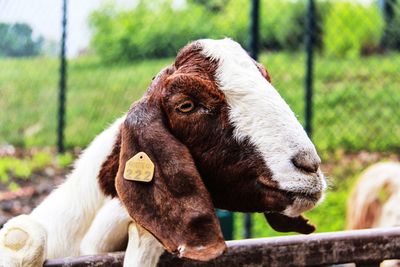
[0,147,74,227]
[0,169,66,227]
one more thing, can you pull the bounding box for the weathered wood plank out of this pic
[44,252,125,267]
[44,227,400,267]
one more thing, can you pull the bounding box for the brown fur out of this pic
[116,100,225,260]
[264,213,315,234]
[98,41,312,261]
[98,131,121,197]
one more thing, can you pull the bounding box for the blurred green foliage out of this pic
[89,0,398,62]
[56,152,74,168]
[0,151,74,191]
[323,2,384,58]
[89,0,329,62]
[0,151,51,190]
[89,1,217,62]
[0,23,44,58]
[260,1,327,51]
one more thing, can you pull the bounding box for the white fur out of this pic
[200,38,326,215]
[123,223,164,267]
[80,198,131,255]
[0,215,46,267]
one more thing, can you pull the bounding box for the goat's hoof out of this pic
[3,228,29,251]
[0,215,46,267]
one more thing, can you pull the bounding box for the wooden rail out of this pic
[44,227,400,267]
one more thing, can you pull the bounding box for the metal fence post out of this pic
[245,0,260,239]
[380,0,397,48]
[382,0,396,22]
[57,0,68,153]
[305,0,315,137]
[249,0,260,60]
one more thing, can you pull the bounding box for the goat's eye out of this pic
[177,100,195,113]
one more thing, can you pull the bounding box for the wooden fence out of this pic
[44,227,400,267]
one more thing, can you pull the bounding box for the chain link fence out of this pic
[311,0,400,152]
[0,0,399,238]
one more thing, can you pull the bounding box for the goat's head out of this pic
[99,38,326,261]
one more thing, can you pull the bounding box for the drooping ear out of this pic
[264,212,315,234]
[114,99,226,261]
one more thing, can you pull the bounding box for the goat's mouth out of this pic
[283,190,324,217]
[258,178,322,203]
[258,172,325,209]
[288,191,322,203]
[258,180,323,216]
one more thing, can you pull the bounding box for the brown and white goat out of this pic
[347,162,400,230]
[0,38,326,267]
[347,162,400,267]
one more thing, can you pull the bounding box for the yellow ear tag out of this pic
[123,152,154,182]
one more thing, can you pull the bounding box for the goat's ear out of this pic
[115,100,226,261]
[254,60,272,83]
[98,130,121,198]
[264,212,315,234]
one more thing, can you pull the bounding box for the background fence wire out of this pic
[0,0,399,238]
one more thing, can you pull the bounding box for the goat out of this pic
[0,38,326,267]
[347,162,400,230]
[347,162,400,267]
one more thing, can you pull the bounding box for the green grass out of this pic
[0,150,74,191]
[0,151,51,190]
[0,56,171,147]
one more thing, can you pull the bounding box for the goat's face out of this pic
[99,39,326,261]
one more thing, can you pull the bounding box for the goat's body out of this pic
[347,162,400,230]
[0,117,164,267]
[347,162,400,267]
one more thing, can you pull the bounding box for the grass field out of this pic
[0,57,171,147]
[0,52,399,238]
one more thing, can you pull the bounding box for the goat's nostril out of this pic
[292,152,320,174]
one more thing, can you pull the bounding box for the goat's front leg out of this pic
[123,223,164,267]
[0,215,46,267]
[80,198,131,255]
